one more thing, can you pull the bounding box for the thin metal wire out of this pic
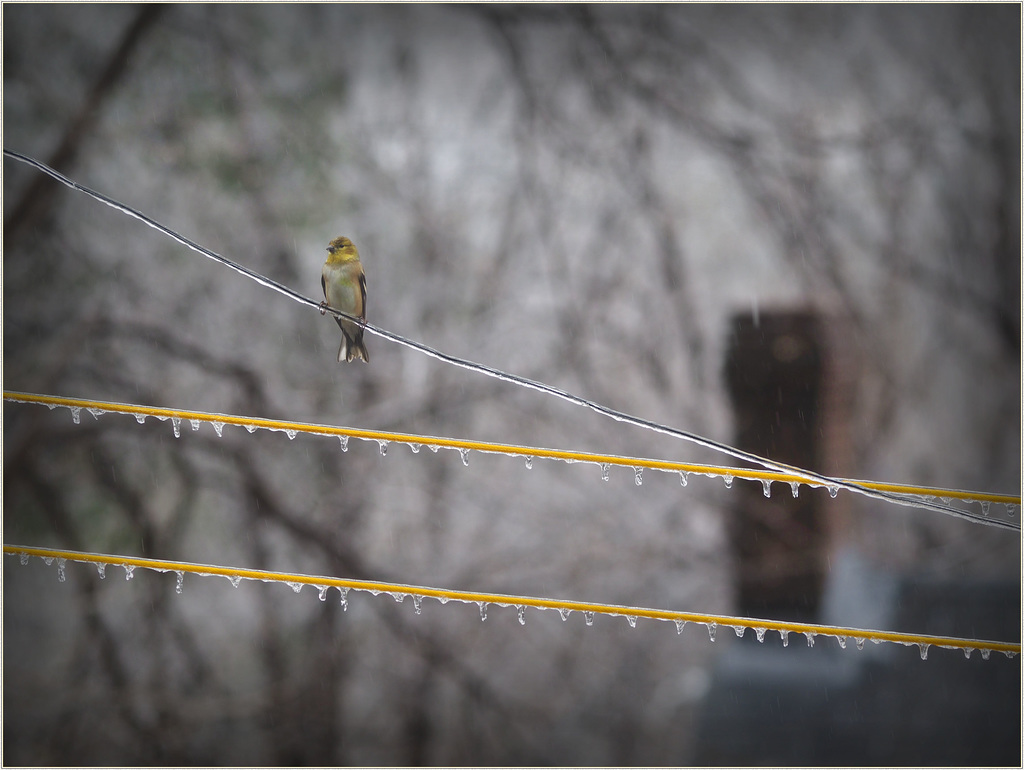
[6,391,1020,519]
[5,545,1018,659]
[3,147,1017,527]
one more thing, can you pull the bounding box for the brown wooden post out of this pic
[724,310,841,621]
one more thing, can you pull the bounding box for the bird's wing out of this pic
[323,271,344,330]
[359,270,367,320]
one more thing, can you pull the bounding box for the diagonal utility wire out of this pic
[4,147,1016,529]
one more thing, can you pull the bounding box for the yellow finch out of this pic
[320,236,369,363]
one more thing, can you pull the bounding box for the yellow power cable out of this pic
[5,544,1018,659]
[5,390,1020,507]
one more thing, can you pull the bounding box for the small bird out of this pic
[321,236,369,363]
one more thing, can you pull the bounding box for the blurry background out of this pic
[3,4,1020,765]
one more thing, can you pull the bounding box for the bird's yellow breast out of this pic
[323,260,364,315]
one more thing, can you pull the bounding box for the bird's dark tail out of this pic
[338,330,369,363]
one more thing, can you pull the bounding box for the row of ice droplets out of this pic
[11,550,1017,662]
[48,402,1017,516]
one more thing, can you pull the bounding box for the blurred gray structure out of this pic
[694,549,1021,765]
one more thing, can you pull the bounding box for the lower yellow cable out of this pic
[5,545,1018,659]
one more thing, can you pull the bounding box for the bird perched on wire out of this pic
[320,236,369,363]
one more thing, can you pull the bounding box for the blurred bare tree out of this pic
[4,4,1018,765]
